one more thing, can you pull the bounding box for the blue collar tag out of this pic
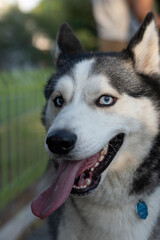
[137,200,148,219]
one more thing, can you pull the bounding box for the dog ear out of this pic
[126,12,160,76]
[55,22,84,68]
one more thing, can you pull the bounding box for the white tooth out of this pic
[94,162,99,167]
[86,178,91,186]
[81,185,87,189]
[91,167,94,172]
[101,150,105,156]
[73,185,76,188]
[103,146,108,154]
[99,156,104,162]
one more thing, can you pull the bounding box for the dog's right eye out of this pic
[96,95,117,107]
[53,96,64,107]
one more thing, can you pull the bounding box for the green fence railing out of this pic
[0,69,52,209]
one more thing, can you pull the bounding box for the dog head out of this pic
[32,13,160,219]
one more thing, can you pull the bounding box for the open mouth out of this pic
[31,133,124,219]
[72,133,125,195]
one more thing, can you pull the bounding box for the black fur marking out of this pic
[44,74,56,100]
[41,103,47,126]
[121,47,135,64]
[138,74,160,109]
[149,213,160,240]
[57,22,84,68]
[131,134,160,195]
[48,204,64,240]
[139,74,160,95]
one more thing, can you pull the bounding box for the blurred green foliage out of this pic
[0,0,97,69]
[0,69,52,209]
[0,7,51,69]
[32,0,96,44]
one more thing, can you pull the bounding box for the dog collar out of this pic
[137,200,148,219]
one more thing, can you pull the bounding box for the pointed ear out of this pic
[126,12,160,76]
[55,22,84,68]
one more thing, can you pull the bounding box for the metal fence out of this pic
[0,69,52,209]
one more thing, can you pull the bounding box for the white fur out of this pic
[55,43,61,60]
[58,187,160,240]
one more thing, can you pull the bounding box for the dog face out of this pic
[45,56,158,157]
[45,13,159,170]
[31,13,160,219]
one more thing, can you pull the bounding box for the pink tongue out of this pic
[31,160,83,219]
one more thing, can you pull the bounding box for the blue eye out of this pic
[96,95,116,107]
[53,96,64,107]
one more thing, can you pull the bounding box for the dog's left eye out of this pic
[53,96,64,107]
[96,95,116,107]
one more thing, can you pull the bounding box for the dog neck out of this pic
[59,187,160,240]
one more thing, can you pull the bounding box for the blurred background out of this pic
[0,0,97,70]
[0,0,160,239]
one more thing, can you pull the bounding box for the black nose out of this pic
[46,129,77,154]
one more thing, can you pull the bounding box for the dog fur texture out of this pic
[36,13,160,240]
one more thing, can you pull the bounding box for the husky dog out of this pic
[31,13,160,240]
